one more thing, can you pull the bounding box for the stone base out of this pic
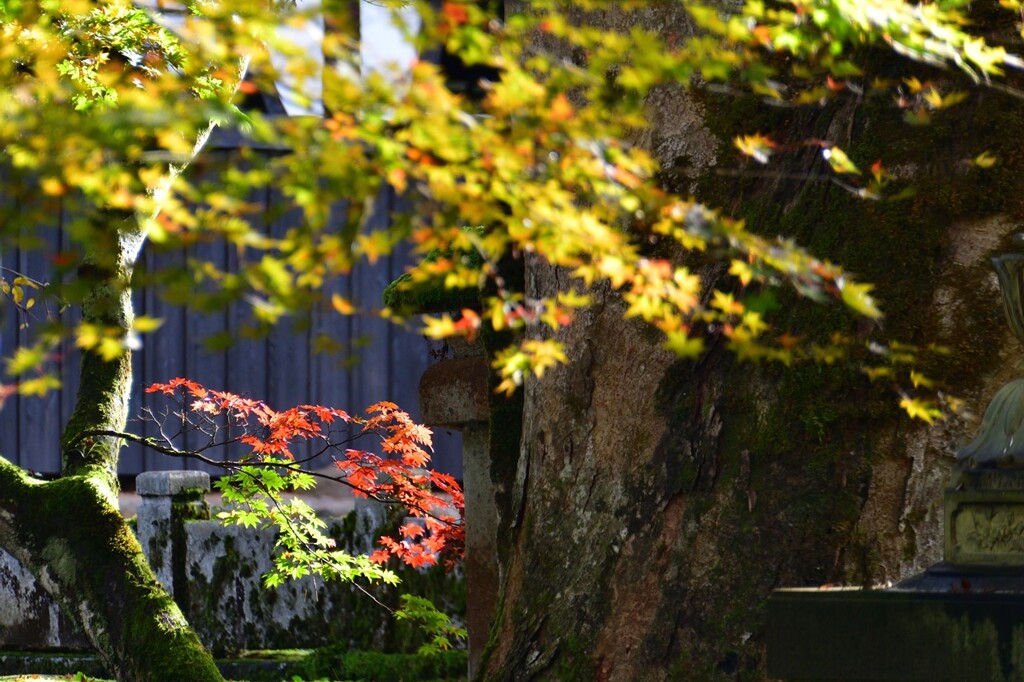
[946,468,1024,566]
[896,562,1024,592]
[768,579,1024,681]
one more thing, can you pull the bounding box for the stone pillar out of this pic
[135,470,211,604]
[419,341,495,678]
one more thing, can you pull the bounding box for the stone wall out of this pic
[0,471,462,655]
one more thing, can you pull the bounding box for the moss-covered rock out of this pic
[381,228,487,316]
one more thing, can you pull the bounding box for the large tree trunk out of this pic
[0,214,223,681]
[482,5,1023,681]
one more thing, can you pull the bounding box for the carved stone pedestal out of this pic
[945,467,1024,566]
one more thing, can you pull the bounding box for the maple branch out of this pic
[231,467,397,615]
[69,427,408,616]
[136,403,370,462]
[126,380,465,574]
[69,427,460,526]
[69,429,187,460]
[0,267,48,290]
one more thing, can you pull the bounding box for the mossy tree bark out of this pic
[481,5,1024,681]
[0,460,222,681]
[0,211,223,682]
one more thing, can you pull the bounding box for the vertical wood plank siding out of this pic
[0,154,462,478]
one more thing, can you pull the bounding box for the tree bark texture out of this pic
[483,5,1024,681]
[0,460,222,681]
[0,210,223,681]
[61,217,146,484]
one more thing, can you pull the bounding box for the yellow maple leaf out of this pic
[822,146,860,175]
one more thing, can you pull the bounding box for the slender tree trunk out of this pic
[0,211,223,681]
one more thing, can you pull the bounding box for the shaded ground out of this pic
[0,645,469,681]
[1,677,101,681]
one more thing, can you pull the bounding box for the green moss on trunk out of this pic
[0,459,223,682]
[0,208,221,682]
[641,43,1024,678]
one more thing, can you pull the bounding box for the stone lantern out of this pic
[385,266,503,679]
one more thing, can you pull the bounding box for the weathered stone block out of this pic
[0,472,466,658]
[136,470,211,599]
[946,468,1024,566]
[419,356,489,427]
[137,470,211,497]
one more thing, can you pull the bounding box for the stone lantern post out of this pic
[419,336,497,678]
[384,263,507,678]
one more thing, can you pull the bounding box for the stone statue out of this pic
[957,236,1024,464]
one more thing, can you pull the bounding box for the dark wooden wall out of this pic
[0,151,462,478]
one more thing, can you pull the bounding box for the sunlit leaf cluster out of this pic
[396,593,468,656]
[4,1,1024,416]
